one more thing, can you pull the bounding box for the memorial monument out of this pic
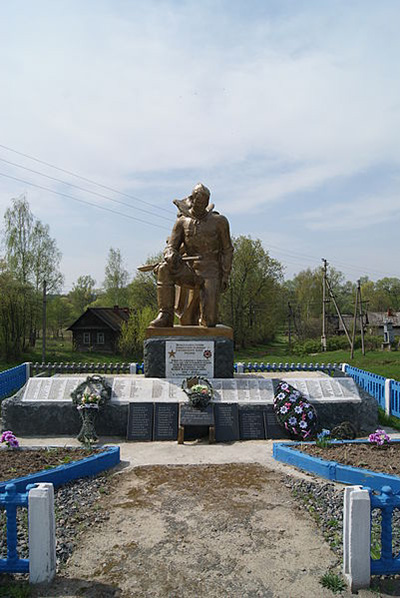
[142,183,235,378]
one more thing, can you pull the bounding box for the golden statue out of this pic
[144,183,233,328]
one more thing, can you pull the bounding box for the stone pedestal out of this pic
[144,325,234,378]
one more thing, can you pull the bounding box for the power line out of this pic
[0,156,174,223]
[0,171,170,231]
[0,142,174,215]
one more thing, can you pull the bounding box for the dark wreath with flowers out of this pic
[182,376,214,410]
[274,380,318,441]
[71,375,112,410]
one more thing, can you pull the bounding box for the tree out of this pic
[126,252,162,313]
[31,221,64,294]
[103,247,129,305]
[2,194,64,347]
[0,267,35,359]
[219,236,284,347]
[69,275,97,317]
[47,296,74,338]
[3,194,34,285]
[119,306,155,358]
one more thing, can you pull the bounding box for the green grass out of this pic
[319,571,346,594]
[378,407,400,431]
[0,580,31,597]
[234,340,400,381]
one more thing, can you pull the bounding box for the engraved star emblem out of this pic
[168,350,176,358]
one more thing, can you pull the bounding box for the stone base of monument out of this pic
[144,325,234,378]
[2,374,378,441]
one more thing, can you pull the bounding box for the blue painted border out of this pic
[273,439,400,492]
[0,445,120,492]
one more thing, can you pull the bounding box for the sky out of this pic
[1,0,400,292]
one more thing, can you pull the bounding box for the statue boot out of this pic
[150,283,175,327]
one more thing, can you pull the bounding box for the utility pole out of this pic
[288,302,293,352]
[358,280,366,355]
[325,276,353,349]
[350,281,359,359]
[350,279,367,358]
[42,279,47,363]
[321,258,328,351]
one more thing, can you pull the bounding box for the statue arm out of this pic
[163,219,184,265]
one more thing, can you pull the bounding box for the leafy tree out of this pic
[69,275,97,317]
[0,268,35,359]
[47,296,74,338]
[119,306,154,358]
[2,194,63,347]
[103,247,129,305]
[219,236,283,348]
[126,252,162,313]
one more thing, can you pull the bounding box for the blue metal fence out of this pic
[0,483,34,573]
[343,365,386,409]
[391,380,400,418]
[368,485,400,575]
[0,363,29,400]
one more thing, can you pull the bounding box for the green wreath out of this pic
[70,375,112,409]
[182,376,213,410]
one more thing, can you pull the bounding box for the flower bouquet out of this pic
[71,375,111,444]
[0,430,19,449]
[182,377,213,410]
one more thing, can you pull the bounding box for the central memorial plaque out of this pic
[180,404,214,427]
[165,340,214,378]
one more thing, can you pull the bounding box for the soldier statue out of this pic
[148,183,233,328]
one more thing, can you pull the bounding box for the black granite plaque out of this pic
[238,406,265,440]
[127,402,154,441]
[214,403,239,442]
[263,405,288,439]
[154,403,178,441]
[180,404,214,427]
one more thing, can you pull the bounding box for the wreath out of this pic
[71,375,112,410]
[274,380,318,441]
[182,377,213,410]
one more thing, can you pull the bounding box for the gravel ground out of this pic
[0,474,113,570]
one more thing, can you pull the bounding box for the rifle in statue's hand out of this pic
[137,255,201,273]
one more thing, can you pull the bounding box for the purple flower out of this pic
[299,421,308,429]
[277,392,286,400]
[294,405,303,414]
[288,416,297,426]
[280,405,288,414]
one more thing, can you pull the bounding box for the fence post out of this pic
[343,486,370,591]
[25,362,31,380]
[236,362,244,374]
[385,379,393,416]
[28,483,56,584]
[341,363,348,374]
[129,362,137,375]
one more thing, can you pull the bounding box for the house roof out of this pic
[68,306,131,332]
[338,311,400,331]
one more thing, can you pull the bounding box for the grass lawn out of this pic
[234,336,400,380]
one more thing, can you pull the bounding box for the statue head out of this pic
[190,183,210,216]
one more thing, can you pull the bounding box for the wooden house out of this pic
[68,306,130,354]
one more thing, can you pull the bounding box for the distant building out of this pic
[338,310,400,337]
[68,306,130,354]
